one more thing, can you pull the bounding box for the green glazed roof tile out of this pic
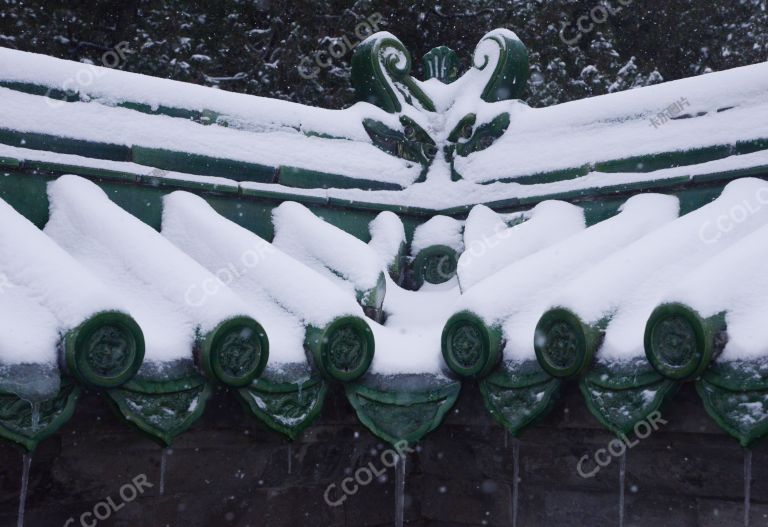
[239,183,329,206]
[138,171,239,195]
[237,375,328,441]
[480,360,562,437]
[346,374,461,446]
[132,146,276,184]
[0,379,81,453]
[26,159,139,183]
[580,374,678,438]
[0,128,131,162]
[1,32,768,450]
[697,379,768,448]
[278,165,404,191]
[105,376,213,447]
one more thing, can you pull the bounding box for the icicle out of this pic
[17,453,31,527]
[395,453,407,527]
[159,448,169,497]
[512,438,520,527]
[619,451,627,527]
[30,403,40,432]
[744,448,752,527]
[287,444,292,475]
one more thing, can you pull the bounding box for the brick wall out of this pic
[0,382,765,526]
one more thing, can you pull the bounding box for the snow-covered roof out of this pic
[2,29,768,451]
[1,29,767,209]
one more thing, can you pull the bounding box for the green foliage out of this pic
[1,0,766,108]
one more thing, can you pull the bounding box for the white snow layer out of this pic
[655,220,768,361]
[456,61,768,183]
[457,200,585,291]
[0,46,397,142]
[371,275,460,375]
[411,215,464,254]
[0,282,61,366]
[540,178,768,361]
[44,175,254,364]
[272,202,382,296]
[162,192,364,364]
[368,212,406,271]
[0,87,420,187]
[461,205,527,251]
[489,194,680,361]
[3,142,768,213]
[0,196,129,365]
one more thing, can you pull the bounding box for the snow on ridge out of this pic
[457,200,585,291]
[272,201,383,294]
[0,87,420,186]
[0,46,392,141]
[162,191,363,364]
[368,212,406,271]
[0,195,133,365]
[656,221,768,362]
[451,193,679,361]
[2,141,768,212]
[459,60,768,183]
[411,215,464,254]
[44,175,256,364]
[2,46,767,195]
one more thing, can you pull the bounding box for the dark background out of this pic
[1,2,768,525]
[1,0,766,108]
[1,382,766,526]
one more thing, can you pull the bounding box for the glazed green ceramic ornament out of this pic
[238,374,328,440]
[346,374,461,446]
[305,316,375,382]
[644,303,727,381]
[580,366,677,437]
[479,360,561,436]
[0,379,81,452]
[422,46,459,84]
[361,116,437,182]
[411,245,459,288]
[63,310,145,388]
[351,32,436,113]
[471,30,529,103]
[197,316,269,388]
[357,271,387,322]
[106,373,212,447]
[697,360,768,447]
[441,311,503,379]
[534,307,603,378]
[453,113,511,158]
